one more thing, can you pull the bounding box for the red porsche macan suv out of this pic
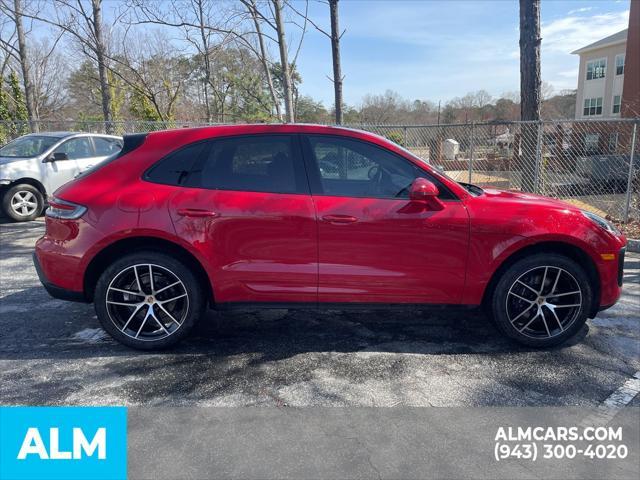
[34,124,627,350]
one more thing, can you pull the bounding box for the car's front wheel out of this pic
[94,251,206,350]
[2,183,44,221]
[491,253,592,348]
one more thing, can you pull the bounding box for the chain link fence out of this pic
[1,118,638,230]
[348,119,639,227]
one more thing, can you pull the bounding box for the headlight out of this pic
[581,210,620,235]
[46,197,87,220]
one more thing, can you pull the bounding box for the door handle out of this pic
[321,214,358,224]
[177,208,220,218]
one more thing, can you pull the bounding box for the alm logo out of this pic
[0,407,126,480]
[17,427,106,460]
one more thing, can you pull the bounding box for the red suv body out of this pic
[34,124,626,349]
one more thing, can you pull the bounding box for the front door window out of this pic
[54,137,94,159]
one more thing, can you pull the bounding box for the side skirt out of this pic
[213,302,480,312]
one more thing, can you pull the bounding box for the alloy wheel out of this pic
[10,190,38,217]
[105,263,189,342]
[505,266,583,339]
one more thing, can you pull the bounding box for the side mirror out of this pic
[409,177,444,210]
[45,152,69,163]
[409,177,439,201]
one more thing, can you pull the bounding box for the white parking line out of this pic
[602,371,640,408]
[580,371,640,427]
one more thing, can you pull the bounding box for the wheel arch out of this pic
[3,177,47,196]
[481,241,601,317]
[83,236,214,306]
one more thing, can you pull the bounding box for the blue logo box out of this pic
[0,407,127,480]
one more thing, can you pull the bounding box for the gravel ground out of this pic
[1,218,638,407]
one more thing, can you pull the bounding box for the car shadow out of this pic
[0,286,588,362]
[0,213,44,227]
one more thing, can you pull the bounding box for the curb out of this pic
[628,239,640,253]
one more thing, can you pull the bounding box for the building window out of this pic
[584,133,600,153]
[583,97,603,116]
[616,54,625,75]
[586,58,606,80]
[613,95,622,114]
[608,133,619,153]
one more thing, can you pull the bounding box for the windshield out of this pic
[0,135,61,158]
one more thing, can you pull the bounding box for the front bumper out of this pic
[592,244,626,315]
[617,247,625,287]
[33,252,87,302]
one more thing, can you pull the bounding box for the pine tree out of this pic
[129,89,162,122]
[9,72,29,135]
[0,77,11,143]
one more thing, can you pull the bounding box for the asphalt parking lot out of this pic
[1,218,638,407]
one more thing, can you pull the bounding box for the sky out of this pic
[292,0,631,106]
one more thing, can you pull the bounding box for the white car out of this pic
[0,132,122,221]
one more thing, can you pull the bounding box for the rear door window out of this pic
[94,137,123,156]
[186,135,307,194]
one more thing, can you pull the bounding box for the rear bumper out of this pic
[33,252,87,302]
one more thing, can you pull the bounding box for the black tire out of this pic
[1,183,44,221]
[94,251,206,350]
[491,253,592,348]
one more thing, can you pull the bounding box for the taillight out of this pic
[46,197,87,220]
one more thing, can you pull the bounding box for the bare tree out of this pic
[245,0,281,121]
[29,37,68,118]
[24,0,114,127]
[129,0,230,122]
[129,0,306,122]
[130,0,287,121]
[0,8,18,79]
[0,0,38,130]
[115,30,190,121]
[90,0,113,125]
[519,0,541,191]
[287,0,344,124]
[272,0,293,122]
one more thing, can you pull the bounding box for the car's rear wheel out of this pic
[94,251,205,350]
[2,183,44,221]
[491,253,592,348]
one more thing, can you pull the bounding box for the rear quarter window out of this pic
[145,142,207,186]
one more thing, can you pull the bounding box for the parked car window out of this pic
[0,135,61,158]
[186,135,305,194]
[145,142,207,186]
[306,135,456,200]
[54,137,94,159]
[94,137,123,156]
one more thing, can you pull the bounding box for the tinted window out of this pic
[94,137,122,156]
[146,142,206,185]
[307,135,455,200]
[187,135,304,194]
[55,137,94,159]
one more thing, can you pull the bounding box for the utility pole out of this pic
[329,0,343,124]
[519,0,541,191]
